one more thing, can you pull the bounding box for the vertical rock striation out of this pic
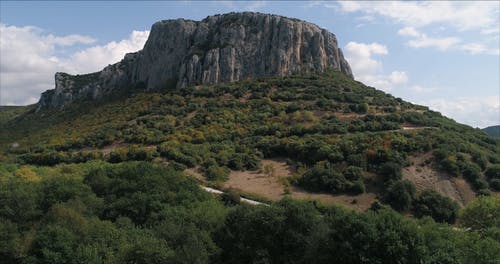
[37,12,353,111]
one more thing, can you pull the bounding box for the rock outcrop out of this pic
[37,12,353,111]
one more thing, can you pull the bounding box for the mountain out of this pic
[483,125,500,138]
[1,12,500,263]
[37,12,352,111]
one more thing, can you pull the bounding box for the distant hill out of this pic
[483,125,500,138]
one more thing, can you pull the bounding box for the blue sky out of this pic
[1,1,498,128]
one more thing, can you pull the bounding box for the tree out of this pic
[378,162,403,184]
[413,190,459,224]
[384,180,416,212]
[205,165,230,182]
[459,195,500,231]
[485,164,500,179]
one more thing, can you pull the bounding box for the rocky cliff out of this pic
[37,12,353,110]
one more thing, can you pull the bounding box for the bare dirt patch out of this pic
[224,159,293,201]
[403,153,476,206]
[223,159,378,211]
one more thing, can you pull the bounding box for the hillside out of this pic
[483,125,500,138]
[2,70,499,209]
[2,72,500,263]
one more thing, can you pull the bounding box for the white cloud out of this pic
[344,41,408,91]
[337,2,499,55]
[408,36,461,51]
[460,43,499,55]
[398,26,499,54]
[337,1,499,32]
[398,26,461,51]
[421,96,500,128]
[389,71,408,85]
[397,27,420,37]
[60,30,149,74]
[0,24,149,105]
[344,42,387,74]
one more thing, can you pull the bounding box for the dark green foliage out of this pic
[490,179,500,191]
[413,190,459,224]
[298,161,351,194]
[384,180,416,212]
[378,161,403,184]
[485,164,500,179]
[84,162,208,224]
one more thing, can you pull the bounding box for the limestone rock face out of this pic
[37,12,353,111]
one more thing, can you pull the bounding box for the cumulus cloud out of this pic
[421,96,500,128]
[0,24,149,105]
[60,30,149,74]
[337,1,499,32]
[398,27,461,51]
[344,41,408,91]
[397,27,420,37]
[407,36,461,51]
[397,26,498,54]
[337,2,499,55]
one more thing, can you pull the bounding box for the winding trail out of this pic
[200,186,268,206]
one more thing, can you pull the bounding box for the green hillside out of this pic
[483,125,500,138]
[1,71,500,263]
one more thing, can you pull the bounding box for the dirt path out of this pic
[200,186,266,206]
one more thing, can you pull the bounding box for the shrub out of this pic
[348,180,366,194]
[377,162,402,184]
[205,165,230,182]
[221,189,241,205]
[383,180,416,212]
[413,190,459,224]
[298,161,349,194]
[485,164,500,179]
[490,179,500,191]
[459,195,500,231]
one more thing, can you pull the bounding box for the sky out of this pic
[0,1,499,128]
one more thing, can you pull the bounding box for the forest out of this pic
[1,161,499,263]
[1,71,499,263]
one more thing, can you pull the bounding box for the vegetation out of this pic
[1,161,499,263]
[1,71,500,262]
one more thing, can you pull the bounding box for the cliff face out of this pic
[37,12,353,110]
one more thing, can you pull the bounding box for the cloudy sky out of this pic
[1,1,498,128]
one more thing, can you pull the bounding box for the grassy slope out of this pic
[1,71,499,205]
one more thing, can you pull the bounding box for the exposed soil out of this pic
[223,159,378,211]
[224,159,292,201]
[403,153,476,206]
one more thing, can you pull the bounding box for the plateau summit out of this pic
[37,12,353,110]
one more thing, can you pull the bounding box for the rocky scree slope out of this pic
[37,12,353,111]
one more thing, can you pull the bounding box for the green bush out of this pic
[413,190,459,224]
[383,180,416,212]
[490,179,500,191]
[205,165,230,182]
[485,164,500,179]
